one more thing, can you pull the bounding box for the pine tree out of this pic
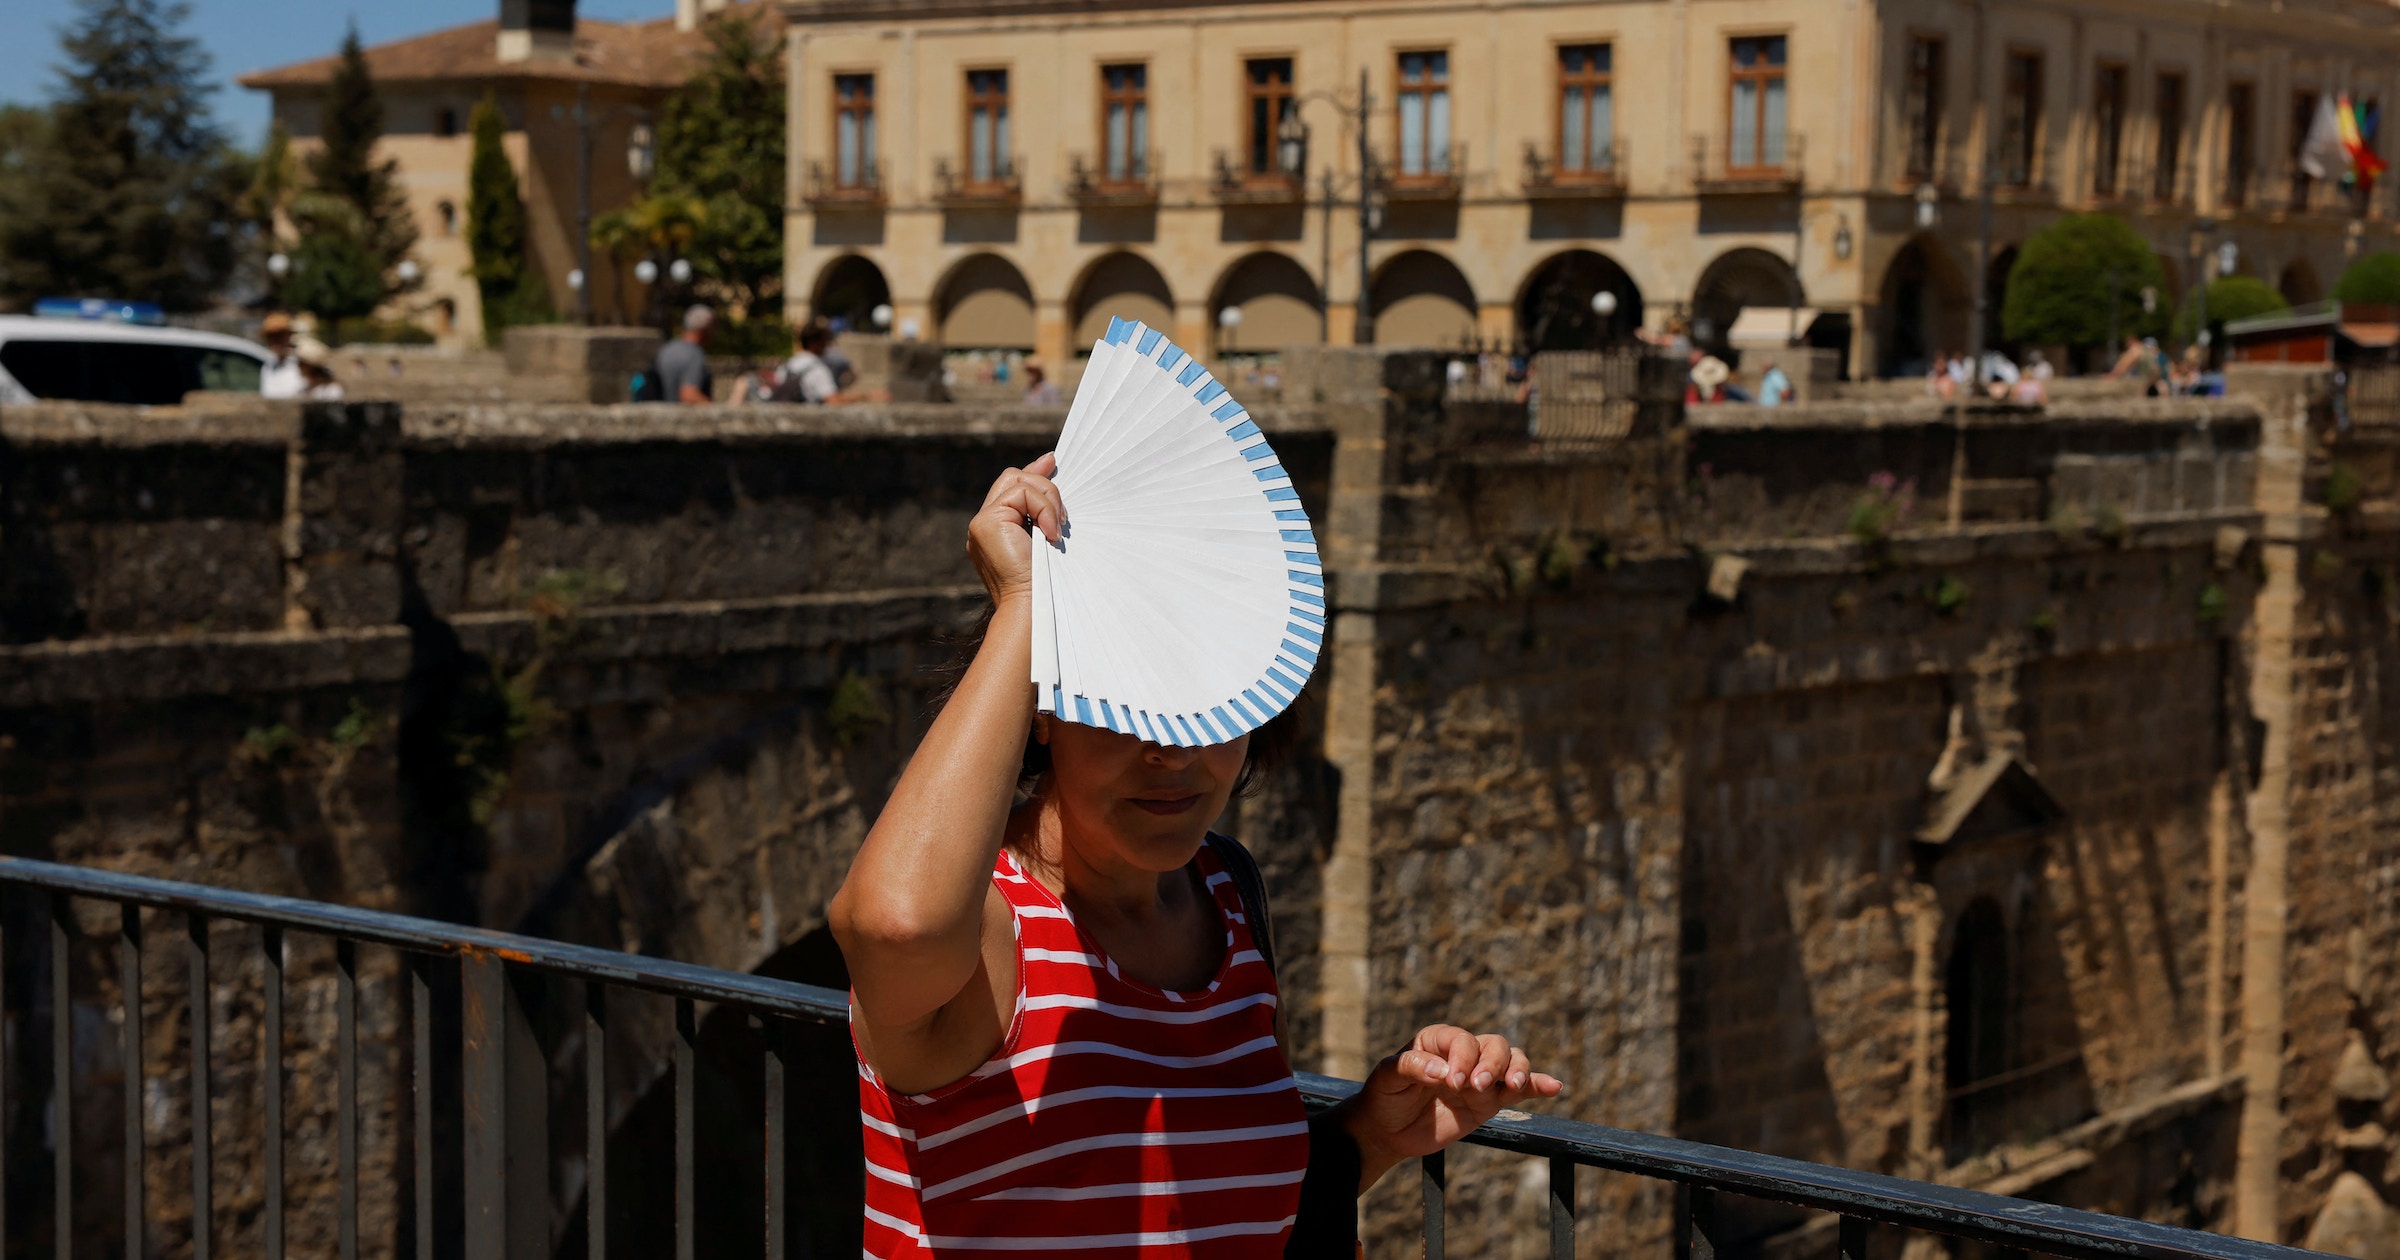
[309,26,417,266]
[0,0,246,311]
[465,94,550,342]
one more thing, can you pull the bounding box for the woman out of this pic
[831,455,1563,1257]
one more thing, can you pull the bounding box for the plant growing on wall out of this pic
[467,94,553,343]
[2334,251,2400,305]
[2001,213,2167,355]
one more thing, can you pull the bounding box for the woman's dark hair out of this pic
[929,604,1307,797]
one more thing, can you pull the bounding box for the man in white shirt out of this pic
[773,322,841,404]
[258,313,306,399]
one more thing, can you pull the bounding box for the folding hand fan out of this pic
[1029,317,1323,746]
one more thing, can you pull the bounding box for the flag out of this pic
[2338,94,2389,195]
[2300,94,2348,182]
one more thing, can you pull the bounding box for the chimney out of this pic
[498,0,577,63]
[676,0,733,33]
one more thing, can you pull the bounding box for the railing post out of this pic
[120,905,143,1259]
[411,956,433,1260]
[263,925,283,1260]
[1421,1150,1446,1260]
[1682,1185,1719,1260]
[337,938,358,1260]
[463,951,549,1260]
[51,893,72,1260]
[675,998,696,1260]
[1840,1215,1868,1260]
[763,1016,786,1260]
[1548,1155,1575,1260]
[586,981,606,1260]
[462,952,506,1260]
[188,915,210,1260]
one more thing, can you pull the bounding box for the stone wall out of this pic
[2,367,2390,1260]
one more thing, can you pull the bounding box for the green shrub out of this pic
[2334,251,2400,305]
[2173,276,2288,344]
[2324,462,2365,513]
[2002,214,2167,351]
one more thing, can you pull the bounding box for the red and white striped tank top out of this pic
[856,843,1308,1257]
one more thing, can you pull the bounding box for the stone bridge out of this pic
[0,357,2392,1258]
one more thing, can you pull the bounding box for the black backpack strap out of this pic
[1206,832,1276,979]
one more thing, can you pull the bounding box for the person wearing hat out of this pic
[295,338,344,400]
[259,313,307,399]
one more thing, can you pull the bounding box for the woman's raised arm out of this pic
[830,456,1065,1035]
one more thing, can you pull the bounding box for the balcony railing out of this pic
[932,155,1022,208]
[1691,131,1805,190]
[1523,140,1625,198]
[1066,149,1161,206]
[1376,142,1467,199]
[0,853,2336,1260]
[1211,150,1306,204]
[803,159,884,209]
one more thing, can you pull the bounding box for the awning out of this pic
[1727,306,1820,347]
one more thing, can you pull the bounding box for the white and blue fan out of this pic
[1030,317,1323,746]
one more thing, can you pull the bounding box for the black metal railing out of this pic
[1211,149,1306,203]
[1523,139,1626,198]
[0,855,2323,1260]
[1066,150,1161,205]
[803,159,884,207]
[931,155,1022,207]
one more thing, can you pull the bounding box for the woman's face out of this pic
[1039,719,1249,872]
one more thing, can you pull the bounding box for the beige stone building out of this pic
[781,0,2400,378]
[242,0,767,346]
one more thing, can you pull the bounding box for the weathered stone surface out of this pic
[5,374,2393,1260]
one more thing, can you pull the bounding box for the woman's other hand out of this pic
[1341,1025,1566,1192]
[970,453,1066,605]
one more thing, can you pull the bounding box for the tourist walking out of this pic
[832,456,1562,1257]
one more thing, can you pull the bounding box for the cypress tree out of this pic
[465,94,550,341]
[305,24,417,272]
[0,0,246,311]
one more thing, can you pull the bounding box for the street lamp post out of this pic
[1277,73,1381,346]
[558,89,653,326]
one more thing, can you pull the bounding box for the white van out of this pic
[0,314,273,406]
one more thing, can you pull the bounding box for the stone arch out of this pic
[812,254,892,333]
[1368,249,1478,348]
[1693,247,1802,354]
[1208,251,1324,356]
[1514,249,1644,351]
[2280,257,2323,306]
[1878,235,1971,377]
[1068,252,1176,351]
[934,253,1036,350]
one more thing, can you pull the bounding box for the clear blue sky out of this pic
[1,0,670,145]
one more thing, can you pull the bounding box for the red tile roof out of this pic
[238,4,779,92]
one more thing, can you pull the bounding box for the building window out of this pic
[1728,35,1788,173]
[1903,36,1944,182]
[835,74,876,188]
[1558,44,1614,173]
[435,107,459,139]
[966,68,1011,186]
[1245,57,1296,177]
[1101,63,1148,183]
[2154,72,2185,201]
[2092,63,2127,196]
[437,200,457,236]
[2292,90,2320,207]
[1395,50,1452,178]
[2000,51,2043,187]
